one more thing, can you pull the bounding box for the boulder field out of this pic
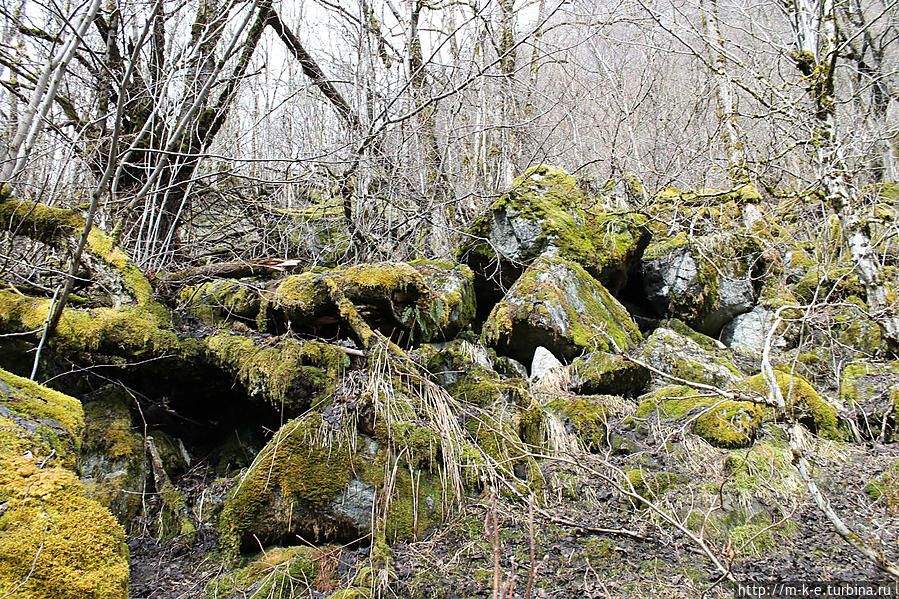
[0,166,897,597]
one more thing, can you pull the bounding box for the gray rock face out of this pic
[490,210,547,261]
[638,326,745,390]
[530,346,563,382]
[329,479,376,533]
[641,234,759,335]
[643,248,698,314]
[710,277,756,333]
[720,306,782,355]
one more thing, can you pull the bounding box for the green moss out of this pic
[625,468,687,500]
[664,318,719,348]
[205,545,322,598]
[0,368,83,468]
[219,414,354,554]
[80,388,145,524]
[746,370,843,440]
[643,232,690,261]
[0,291,184,360]
[179,279,262,325]
[865,461,899,513]
[382,467,444,542]
[840,361,899,411]
[0,454,129,598]
[271,262,475,343]
[569,351,649,396]
[723,439,801,498]
[581,537,616,560]
[0,198,162,315]
[548,396,608,451]
[157,480,196,543]
[204,332,347,414]
[636,385,763,448]
[482,254,641,363]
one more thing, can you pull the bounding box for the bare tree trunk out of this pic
[701,0,746,182]
[786,0,899,352]
[407,0,453,258]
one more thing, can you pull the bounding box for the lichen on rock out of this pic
[637,325,745,391]
[635,384,764,448]
[459,165,649,299]
[482,254,642,364]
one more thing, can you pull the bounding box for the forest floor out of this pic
[126,431,899,599]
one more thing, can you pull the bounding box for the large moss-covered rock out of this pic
[637,325,745,390]
[219,414,361,551]
[839,361,899,441]
[269,261,476,344]
[203,331,349,415]
[641,233,761,335]
[80,387,147,526]
[219,409,450,553]
[746,370,845,440]
[569,351,649,396]
[421,338,495,388]
[459,165,649,300]
[0,369,128,599]
[178,278,265,327]
[482,254,642,364]
[635,384,764,448]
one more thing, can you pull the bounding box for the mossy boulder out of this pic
[178,278,264,327]
[0,290,184,361]
[0,368,85,469]
[459,165,650,301]
[269,261,476,344]
[746,370,845,440]
[219,414,361,552]
[0,369,129,599]
[569,351,649,396]
[635,384,764,448]
[219,410,448,553]
[80,387,147,526]
[839,361,899,441]
[205,545,329,598]
[546,395,616,452]
[482,254,642,364]
[203,331,349,415]
[0,456,130,599]
[641,233,761,335]
[423,338,494,387]
[637,325,745,390]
